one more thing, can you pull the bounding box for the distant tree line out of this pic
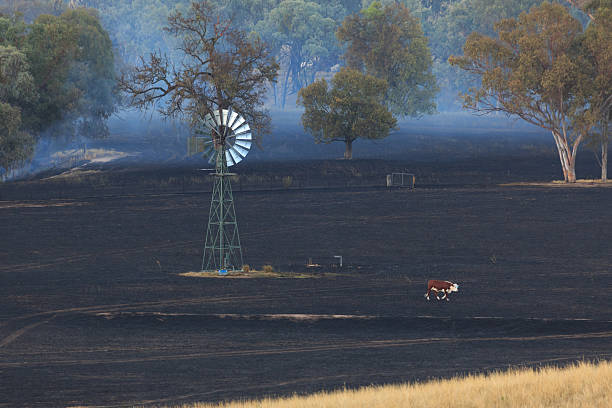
[1,0,609,181]
[14,0,583,111]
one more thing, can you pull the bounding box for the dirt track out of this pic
[1,159,612,407]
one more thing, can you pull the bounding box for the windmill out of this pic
[188,107,252,272]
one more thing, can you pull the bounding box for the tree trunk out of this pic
[281,65,291,109]
[602,119,608,182]
[273,82,277,107]
[552,130,577,183]
[344,140,353,160]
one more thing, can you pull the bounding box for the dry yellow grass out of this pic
[501,180,612,187]
[174,360,612,408]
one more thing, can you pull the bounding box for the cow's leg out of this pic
[440,291,447,300]
[424,288,431,300]
[431,288,440,300]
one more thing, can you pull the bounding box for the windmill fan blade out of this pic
[234,140,251,148]
[233,124,250,136]
[188,137,197,156]
[203,114,216,130]
[228,111,239,129]
[236,133,252,142]
[207,149,216,164]
[234,142,251,153]
[221,109,229,127]
[232,144,249,157]
[214,110,223,127]
[190,107,251,167]
[231,116,245,130]
[225,150,235,166]
[228,148,242,165]
[203,145,215,160]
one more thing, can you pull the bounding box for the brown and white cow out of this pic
[425,280,459,301]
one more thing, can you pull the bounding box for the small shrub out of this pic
[242,264,250,273]
[262,264,274,273]
[282,175,293,189]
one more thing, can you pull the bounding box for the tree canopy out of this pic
[25,9,117,138]
[0,45,36,172]
[0,8,117,175]
[255,0,339,108]
[449,2,593,182]
[297,67,396,159]
[337,1,438,117]
[119,1,279,139]
[581,1,612,180]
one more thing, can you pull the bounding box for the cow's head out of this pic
[450,283,459,292]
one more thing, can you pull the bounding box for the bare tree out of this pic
[119,1,278,140]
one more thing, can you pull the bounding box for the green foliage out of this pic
[282,175,293,188]
[0,7,116,176]
[426,0,545,109]
[581,4,612,178]
[0,102,34,173]
[84,0,189,66]
[254,0,342,108]
[24,9,117,138]
[429,0,545,63]
[60,9,117,138]
[297,67,396,159]
[362,1,384,18]
[337,1,438,117]
[0,13,28,47]
[0,0,64,22]
[0,45,37,107]
[0,45,37,173]
[582,5,612,118]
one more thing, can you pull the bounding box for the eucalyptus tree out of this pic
[0,0,64,21]
[119,1,279,141]
[426,0,545,109]
[449,2,593,183]
[0,45,36,173]
[0,8,116,175]
[25,9,117,139]
[337,1,438,117]
[579,1,612,181]
[298,67,396,159]
[255,0,339,108]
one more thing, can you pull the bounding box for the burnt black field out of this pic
[1,125,612,407]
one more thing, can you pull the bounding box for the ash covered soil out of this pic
[1,155,612,407]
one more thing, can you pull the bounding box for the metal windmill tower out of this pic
[188,107,252,272]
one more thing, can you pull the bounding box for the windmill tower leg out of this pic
[202,151,243,272]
